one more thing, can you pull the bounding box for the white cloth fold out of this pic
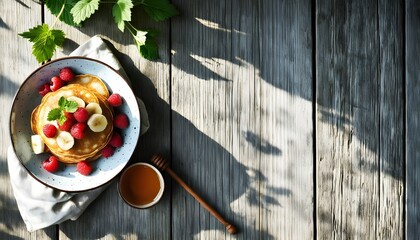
[7,35,149,232]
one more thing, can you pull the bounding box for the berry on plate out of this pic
[38,83,51,96]
[50,76,64,91]
[43,156,60,173]
[60,67,75,82]
[74,107,89,122]
[71,122,87,139]
[113,113,129,129]
[77,160,92,176]
[43,124,57,138]
[107,93,122,107]
[58,112,76,131]
[109,131,123,148]
[101,145,115,158]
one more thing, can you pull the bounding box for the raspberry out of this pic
[43,124,57,138]
[38,83,51,96]
[50,76,64,91]
[74,107,89,122]
[77,160,92,176]
[42,156,60,173]
[71,122,87,139]
[58,112,76,131]
[107,93,123,107]
[109,131,123,148]
[101,145,115,158]
[59,67,75,82]
[113,113,129,129]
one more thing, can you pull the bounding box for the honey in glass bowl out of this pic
[118,162,164,208]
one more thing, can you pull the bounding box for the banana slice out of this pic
[85,102,102,115]
[56,131,75,150]
[67,96,86,108]
[31,135,45,154]
[87,113,108,132]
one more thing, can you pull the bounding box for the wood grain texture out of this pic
[171,0,313,239]
[316,0,381,239]
[378,0,404,238]
[170,0,236,238]
[2,0,412,239]
[0,0,57,239]
[258,0,313,239]
[42,4,172,240]
[406,0,420,238]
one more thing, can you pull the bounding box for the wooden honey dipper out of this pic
[150,154,238,234]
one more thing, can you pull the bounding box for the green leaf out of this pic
[58,96,66,107]
[135,0,178,21]
[71,0,100,25]
[112,0,134,32]
[45,0,79,26]
[47,108,62,121]
[64,100,78,113]
[139,38,159,60]
[19,24,65,63]
[132,29,147,46]
[51,29,66,46]
[47,97,78,124]
[57,96,78,113]
[58,114,67,125]
[127,24,159,60]
[18,26,40,42]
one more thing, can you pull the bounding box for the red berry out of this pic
[38,84,51,96]
[113,113,129,129]
[107,93,123,107]
[50,76,64,91]
[58,112,75,131]
[77,160,92,176]
[101,145,115,158]
[71,122,87,139]
[59,67,75,82]
[109,131,123,148]
[42,156,60,173]
[74,107,89,122]
[43,124,57,138]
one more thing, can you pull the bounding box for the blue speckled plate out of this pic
[9,57,141,192]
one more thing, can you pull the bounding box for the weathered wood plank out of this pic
[406,0,420,238]
[171,0,313,239]
[257,0,313,239]
[0,0,57,239]
[316,0,381,239]
[170,0,235,238]
[378,0,404,238]
[42,4,171,239]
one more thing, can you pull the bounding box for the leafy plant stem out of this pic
[20,0,178,62]
[125,21,136,36]
[51,1,66,29]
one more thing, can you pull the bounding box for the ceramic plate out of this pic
[9,57,141,192]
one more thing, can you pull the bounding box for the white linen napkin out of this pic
[7,35,149,232]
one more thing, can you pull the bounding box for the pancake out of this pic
[72,74,110,99]
[31,84,114,163]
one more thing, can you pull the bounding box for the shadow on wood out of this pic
[57,40,286,239]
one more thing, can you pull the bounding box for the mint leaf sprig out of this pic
[47,97,79,124]
[19,0,178,63]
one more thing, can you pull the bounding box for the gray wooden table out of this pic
[0,0,418,239]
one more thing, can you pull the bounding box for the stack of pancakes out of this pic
[31,75,114,163]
